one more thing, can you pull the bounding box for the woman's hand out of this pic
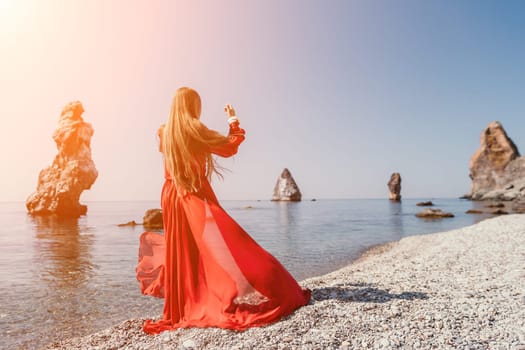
[224,104,236,117]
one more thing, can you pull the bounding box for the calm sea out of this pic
[0,199,494,349]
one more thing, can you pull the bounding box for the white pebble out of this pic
[182,339,197,349]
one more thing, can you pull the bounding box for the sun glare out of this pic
[0,0,33,34]
[0,0,17,15]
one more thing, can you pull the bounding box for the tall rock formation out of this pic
[468,121,525,200]
[272,168,302,201]
[26,101,98,217]
[388,172,402,201]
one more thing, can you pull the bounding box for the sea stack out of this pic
[388,172,402,201]
[468,121,525,200]
[26,101,98,217]
[272,168,302,201]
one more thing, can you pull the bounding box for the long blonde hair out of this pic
[162,87,229,192]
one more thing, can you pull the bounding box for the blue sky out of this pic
[0,0,524,201]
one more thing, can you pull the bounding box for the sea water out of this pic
[0,199,493,349]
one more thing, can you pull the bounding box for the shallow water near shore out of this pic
[0,199,497,349]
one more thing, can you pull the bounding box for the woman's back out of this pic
[137,87,311,334]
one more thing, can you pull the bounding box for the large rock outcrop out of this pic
[388,173,402,201]
[468,121,525,201]
[272,168,302,201]
[26,101,98,217]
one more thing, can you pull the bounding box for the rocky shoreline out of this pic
[44,215,525,350]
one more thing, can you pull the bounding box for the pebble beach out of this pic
[44,214,525,350]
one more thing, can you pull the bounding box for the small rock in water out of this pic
[492,209,509,215]
[117,220,139,227]
[416,201,433,206]
[466,209,483,214]
[143,209,163,229]
[416,208,454,219]
[486,202,505,208]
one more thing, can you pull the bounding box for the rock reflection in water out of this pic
[277,201,301,257]
[32,216,95,287]
[278,201,299,236]
[27,216,97,346]
[388,201,405,239]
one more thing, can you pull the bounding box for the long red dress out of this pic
[136,123,311,333]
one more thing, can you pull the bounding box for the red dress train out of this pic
[136,124,311,333]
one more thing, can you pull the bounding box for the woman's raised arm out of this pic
[209,123,246,158]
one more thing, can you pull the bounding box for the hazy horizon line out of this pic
[0,196,467,204]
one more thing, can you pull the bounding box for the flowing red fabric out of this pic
[136,124,311,333]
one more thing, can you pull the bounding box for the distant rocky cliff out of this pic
[26,101,98,217]
[272,168,302,201]
[467,121,525,201]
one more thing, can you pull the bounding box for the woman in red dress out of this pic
[136,87,311,333]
